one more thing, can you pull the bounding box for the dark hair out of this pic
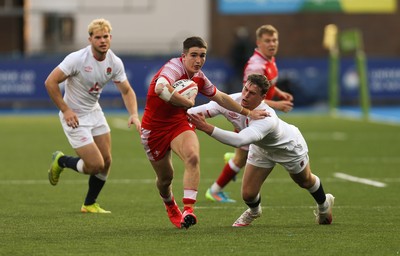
[183,36,208,52]
[247,74,271,95]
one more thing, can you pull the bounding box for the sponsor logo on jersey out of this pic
[84,66,93,72]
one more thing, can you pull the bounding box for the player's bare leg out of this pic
[150,152,182,228]
[290,163,334,224]
[171,130,199,229]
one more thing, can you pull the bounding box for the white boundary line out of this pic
[334,172,387,188]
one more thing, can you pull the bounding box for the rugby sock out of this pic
[183,189,197,211]
[84,175,106,205]
[210,183,222,193]
[213,159,241,191]
[308,175,327,206]
[58,156,81,172]
[245,194,261,213]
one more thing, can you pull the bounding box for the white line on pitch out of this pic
[334,172,387,188]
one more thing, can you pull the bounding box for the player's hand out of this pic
[279,91,294,101]
[63,109,79,129]
[128,114,141,132]
[186,92,197,109]
[248,109,270,120]
[276,100,294,113]
[171,91,196,109]
[188,113,214,135]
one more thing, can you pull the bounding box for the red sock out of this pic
[216,163,238,188]
[183,198,196,212]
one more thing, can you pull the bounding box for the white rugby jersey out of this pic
[58,45,127,114]
[189,93,308,159]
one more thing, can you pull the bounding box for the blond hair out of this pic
[88,18,112,36]
[256,25,278,40]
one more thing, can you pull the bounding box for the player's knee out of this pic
[84,160,106,174]
[296,179,314,189]
[185,151,200,168]
[103,156,112,171]
[157,176,173,188]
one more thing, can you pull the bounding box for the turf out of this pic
[0,113,399,255]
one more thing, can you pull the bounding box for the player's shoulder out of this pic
[106,49,124,66]
[165,57,184,70]
[260,101,275,112]
[246,54,267,72]
[59,47,90,71]
[71,45,90,56]
[62,46,90,63]
[248,53,264,64]
[162,58,186,76]
[257,102,278,121]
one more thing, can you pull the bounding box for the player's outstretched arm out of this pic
[210,90,268,120]
[189,113,259,148]
[188,113,215,135]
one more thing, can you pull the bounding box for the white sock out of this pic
[228,159,241,173]
[319,200,329,211]
[210,183,222,193]
[248,194,261,214]
[183,189,198,201]
[308,175,320,193]
[76,159,84,173]
[95,172,108,181]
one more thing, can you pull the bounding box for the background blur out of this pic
[1,0,399,111]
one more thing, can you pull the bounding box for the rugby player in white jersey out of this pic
[188,74,335,226]
[205,24,294,203]
[45,18,141,213]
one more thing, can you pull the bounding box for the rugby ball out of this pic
[172,79,198,99]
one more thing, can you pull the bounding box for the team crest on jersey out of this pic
[106,67,112,75]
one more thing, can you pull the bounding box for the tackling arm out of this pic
[210,90,268,119]
[187,100,220,118]
[211,127,261,148]
[188,112,262,147]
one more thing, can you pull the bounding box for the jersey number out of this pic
[88,82,101,95]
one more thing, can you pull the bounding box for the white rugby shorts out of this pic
[59,110,110,149]
[247,140,309,174]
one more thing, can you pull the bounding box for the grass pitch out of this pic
[0,112,399,255]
